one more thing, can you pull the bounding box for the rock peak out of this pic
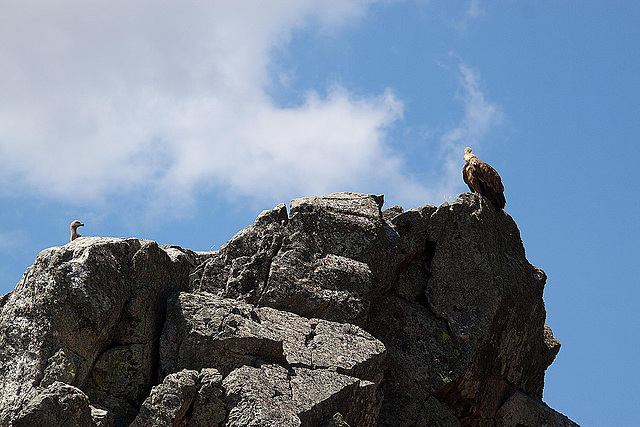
[0,192,576,426]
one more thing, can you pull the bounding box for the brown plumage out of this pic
[69,220,84,242]
[462,147,506,210]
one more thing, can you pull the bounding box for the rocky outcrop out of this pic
[194,194,389,325]
[0,192,577,426]
[0,238,203,425]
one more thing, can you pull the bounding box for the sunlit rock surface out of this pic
[0,192,576,426]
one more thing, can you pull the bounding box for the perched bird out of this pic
[69,220,84,242]
[462,147,506,210]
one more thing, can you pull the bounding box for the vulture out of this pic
[69,220,84,242]
[462,147,506,210]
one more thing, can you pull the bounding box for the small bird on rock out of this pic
[69,220,84,242]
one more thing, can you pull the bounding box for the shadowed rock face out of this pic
[0,192,576,427]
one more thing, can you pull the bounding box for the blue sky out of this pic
[1,1,638,425]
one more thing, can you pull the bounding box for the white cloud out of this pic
[466,0,484,20]
[0,1,419,208]
[157,86,405,202]
[0,2,502,214]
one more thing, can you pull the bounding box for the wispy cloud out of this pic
[449,0,485,32]
[466,0,484,20]
[438,60,503,197]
